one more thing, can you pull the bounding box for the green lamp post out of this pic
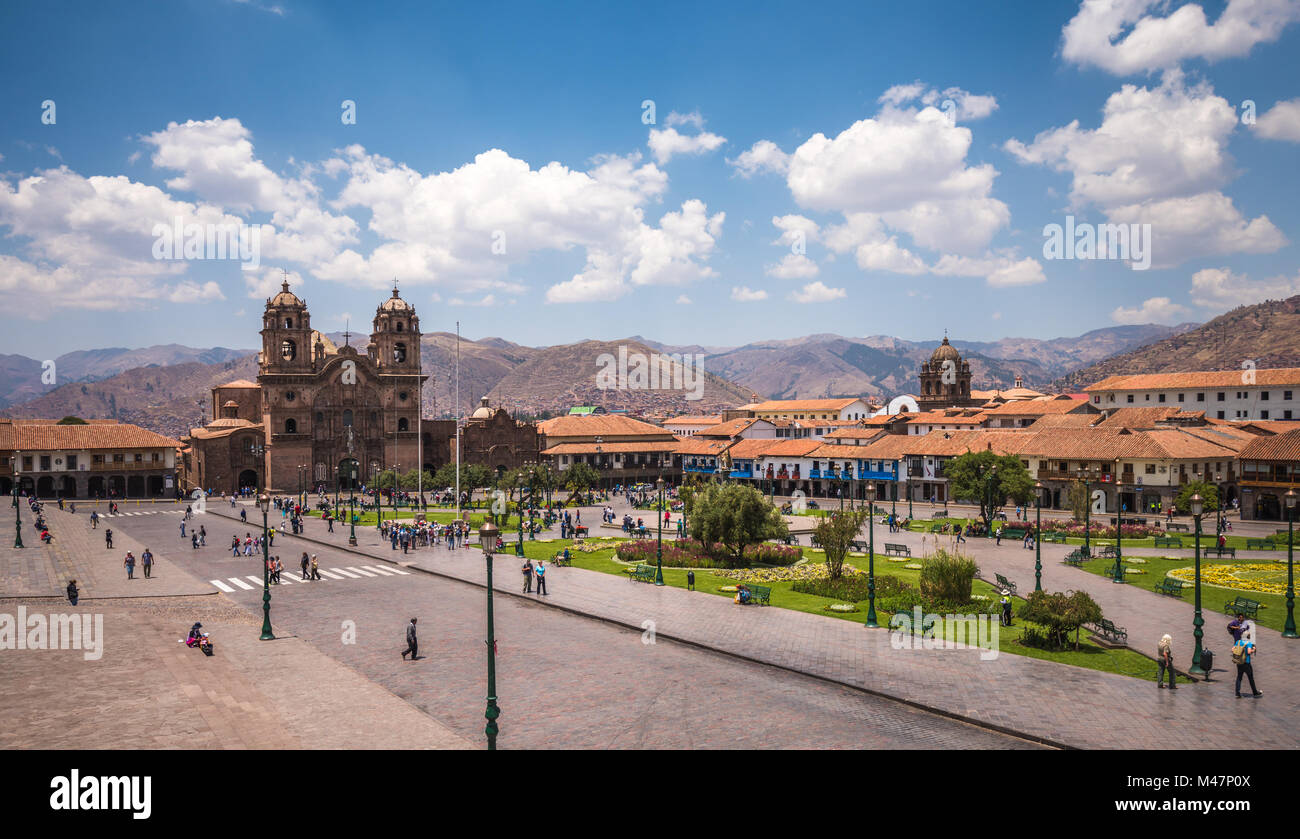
[1284,489,1297,639]
[1112,469,1126,584]
[654,476,666,586]
[477,521,502,750]
[865,483,878,628]
[1074,464,1096,558]
[1189,493,1206,674]
[13,485,23,550]
[514,474,525,558]
[348,463,358,546]
[258,492,274,640]
[1034,480,1043,592]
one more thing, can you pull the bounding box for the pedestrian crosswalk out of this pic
[99,509,187,517]
[209,564,410,593]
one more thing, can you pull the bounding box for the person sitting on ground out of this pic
[187,622,204,647]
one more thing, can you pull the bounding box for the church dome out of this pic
[269,280,304,308]
[930,337,962,364]
[378,287,413,312]
[470,397,494,420]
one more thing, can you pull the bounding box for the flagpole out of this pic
[455,321,461,524]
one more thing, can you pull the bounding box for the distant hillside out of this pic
[1056,296,1300,390]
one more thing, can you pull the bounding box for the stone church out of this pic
[916,337,980,410]
[181,280,428,495]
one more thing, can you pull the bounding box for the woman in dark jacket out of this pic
[66,580,79,606]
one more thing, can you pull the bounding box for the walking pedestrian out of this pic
[310,554,321,580]
[275,556,284,583]
[191,533,199,550]
[1233,625,1263,698]
[535,559,547,596]
[66,579,79,606]
[301,552,310,580]
[199,525,206,546]
[124,551,135,580]
[522,557,534,593]
[400,617,418,660]
[1157,634,1176,689]
[105,528,113,550]
[180,520,186,538]
[141,548,153,579]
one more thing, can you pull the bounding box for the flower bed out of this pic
[1168,563,1287,595]
[615,538,801,569]
[1039,520,1165,539]
[720,563,858,584]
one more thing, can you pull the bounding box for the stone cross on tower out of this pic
[343,318,351,348]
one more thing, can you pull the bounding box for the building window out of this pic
[370,411,378,424]
[1262,411,1270,420]
[134,453,143,462]
[1261,391,1270,401]
[1158,394,1166,403]
[1197,393,1205,402]
[396,321,404,332]
[285,391,295,402]
[66,455,77,469]
[398,418,409,432]
[92,455,104,465]
[316,411,324,424]
[1127,394,1135,403]
[284,317,293,328]
[342,409,353,427]
[1286,410,1294,420]
[1092,396,1100,404]
[285,418,297,434]
[1217,392,1225,401]
[399,391,408,402]
[280,339,296,361]
[393,342,407,363]
[1177,393,1184,402]
[40,455,51,471]
[113,454,124,463]
[1145,464,1155,474]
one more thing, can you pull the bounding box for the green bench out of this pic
[884,543,911,557]
[1155,578,1187,597]
[628,564,657,583]
[930,524,943,533]
[1165,523,1190,532]
[1206,546,1236,558]
[738,584,772,606]
[1098,545,1118,558]
[1088,618,1128,644]
[1063,550,1086,567]
[1041,532,1067,543]
[1224,596,1260,619]
[1001,528,1026,541]
[1245,538,1273,550]
[1153,536,1182,548]
[994,573,1017,595]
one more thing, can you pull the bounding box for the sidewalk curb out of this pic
[214,507,1067,750]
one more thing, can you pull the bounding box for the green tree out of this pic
[690,482,788,566]
[57,416,88,425]
[812,509,871,579]
[563,462,600,502]
[1066,479,1089,523]
[1175,479,1219,514]
[945,450,1035,529]
[1018,589,1103,650]
[918,549,978,602]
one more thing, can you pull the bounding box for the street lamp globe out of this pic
[258,492,270,513]
[478,520,499,554]
[1287,489,1297,512]
[1190,493,1203,519]
[656,476,665,493]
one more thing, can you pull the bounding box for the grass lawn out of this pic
[501,538,1183,684]
[305,508,529,528]
[1074,553,1295,634]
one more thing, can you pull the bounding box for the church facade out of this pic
[181,281,429,495]
[916,337,980,410]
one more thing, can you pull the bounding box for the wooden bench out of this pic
[1206,546,1236,558]
[1001,529,1026,541]
[1088,618,1128,644]
[994,573,1017,594]
[1224,596,1260,619]
[1098,545,1118,558]
[1041,532,1067,543]
[884,543,911,557]
[737,584,772,606]
[574,525,589,538]
[1165,523,1189,532]
[1245,538,1273,550]
[1153,536,1183,548]
[1155,578,1187,597]
[1063,550,1086,567]
[628,564,657,583]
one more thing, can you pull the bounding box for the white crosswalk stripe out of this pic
[329,568,362,579]
[228,577,255,590]
[345,566,377,577]
[209,563,413,592]
[316,569,346,580]
[364,565,397,576]
[211,579,235,592]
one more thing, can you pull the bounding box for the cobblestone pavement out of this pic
[78,506,1041,749]
[217,499,1300,750]
[0,594,470,750]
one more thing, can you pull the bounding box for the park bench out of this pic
[1206,546,1236,558]
[628,564,657,583]
[1041,532,1067,543]
[850,540,869,552]
[994,573,1017,595]
[781,534,798,546]
[1245,538,1273,550]
[884,543,911,557]
[930,524,943,533]
[1001,528,1026,541]
[1111,516,1148,526]
[1088,618,1128,644]
[1153,536,1183,549]
[738,584,772,606]
[1223,596,1260,619]
[1098,545,1118,558]
[1063,550,1086,567]
[574,525,589,538]
[1155,578,1187,597]
[1165,523,1189,532]
[934,508,949,518]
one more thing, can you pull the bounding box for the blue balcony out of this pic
[684,464,716,474]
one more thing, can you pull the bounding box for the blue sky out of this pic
[1,0,1298,358]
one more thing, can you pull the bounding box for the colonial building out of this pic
[1085,369,1300,422]
[539,413,680,486]
[1,418,182,499]
[181,280,428,494]
[458,397,541,477]
[1237,429,1300,520]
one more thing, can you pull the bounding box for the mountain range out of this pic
[0,320,1214,439]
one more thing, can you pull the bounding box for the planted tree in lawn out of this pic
[812,509,871,580]
[1175,480,1219,515]
[945,449,1035,531]
[1018,589,1103,650]
[563,462,600,504]
[690,481,788,567]
[1067,479,1089,524]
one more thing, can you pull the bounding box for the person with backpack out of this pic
[123,551,135,580]
[1157,634,1176,689]
[522,558,534,593]
[301,552,310,580]
[66,579,79,606]
[1232,625,1262,698]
